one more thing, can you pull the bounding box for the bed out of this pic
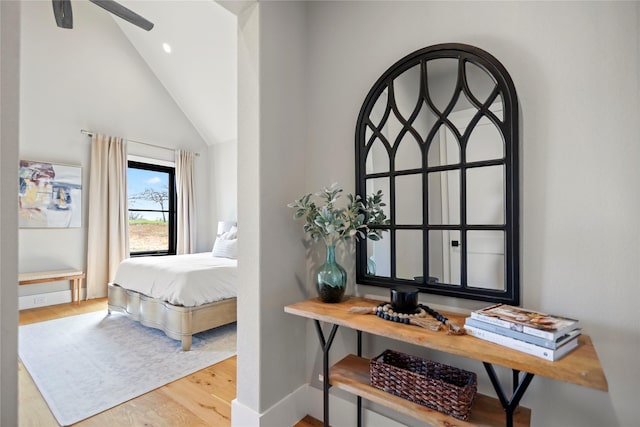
[107,252,237,351]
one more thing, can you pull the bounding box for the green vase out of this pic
[316,244,347,303]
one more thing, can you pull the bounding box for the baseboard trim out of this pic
[18,289,85,310]
[231,398,259,427]
[231,383,405,427]
[231,383,309,427]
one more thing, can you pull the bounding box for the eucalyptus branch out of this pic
[288,183,389,246]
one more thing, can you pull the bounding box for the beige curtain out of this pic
[176,150,196,254]
[86,134,129,298]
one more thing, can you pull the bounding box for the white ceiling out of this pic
[113,0,237,146]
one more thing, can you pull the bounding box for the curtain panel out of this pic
[176,150,196,254]
[86,134,129,299]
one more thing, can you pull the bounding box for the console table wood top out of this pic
[285,296,608,392]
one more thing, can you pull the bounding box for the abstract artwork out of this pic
[19,160,82,228]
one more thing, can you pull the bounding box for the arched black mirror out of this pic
[355,43,519,304]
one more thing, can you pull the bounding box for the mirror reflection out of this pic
[426,58,458,113]
[428,125,460,167]
[466,114,504,163]
[367,237,390,277]
[465,61,497,104]
[427,170,460,225]
[379,111,403,148]
[365,138,389,174]
[396,230,422,280]
[357,44,519,304]
[467,230,505,290]
[395,134,422,171]
[393,64,421,119]
[413,103,439,140]
[370,89,388,129]
[427,229,460,286]
[467,165,505,225]
[395,174,422,225]
[366,178,390,218]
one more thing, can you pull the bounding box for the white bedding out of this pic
[112,253,237,307]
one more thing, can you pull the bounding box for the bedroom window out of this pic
[127,161,177,256]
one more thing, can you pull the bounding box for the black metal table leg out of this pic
[483,363,535,427]
[314,320,339,427]
[512,369,520,393]
[357,330,362,427]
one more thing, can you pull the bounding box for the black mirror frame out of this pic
[355,43,520,305]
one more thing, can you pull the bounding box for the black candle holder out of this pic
[390,286,419,314]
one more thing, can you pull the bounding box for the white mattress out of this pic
[112,253,237,307]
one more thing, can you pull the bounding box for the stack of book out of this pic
[464,304,581,361]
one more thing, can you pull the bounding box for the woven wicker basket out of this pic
[370,349,477,420]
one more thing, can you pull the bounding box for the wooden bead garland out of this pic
[348,302,466,334]
[374,303,427,324]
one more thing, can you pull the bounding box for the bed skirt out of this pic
[107,283,237,351]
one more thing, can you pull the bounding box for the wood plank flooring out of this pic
[19,299,321,427]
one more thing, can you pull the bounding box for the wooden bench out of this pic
[19,269,86,304]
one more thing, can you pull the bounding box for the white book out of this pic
[465,317,582,350]
[470,303,580,341]
[464,324,579,361]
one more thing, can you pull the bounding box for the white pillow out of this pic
[223,226,238,240]
[212,238,237,259]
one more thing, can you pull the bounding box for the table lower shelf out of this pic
[330,354,531,427]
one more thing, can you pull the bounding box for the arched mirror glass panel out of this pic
[395,135,422,171]
[366,138,389,174]
[355,43,519,304]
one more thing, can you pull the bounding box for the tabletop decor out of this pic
[390,285,419,313]
[288,183,388,303]
[349,302,466,334]
[348,287,466,334]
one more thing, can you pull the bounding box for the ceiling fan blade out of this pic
[52,0,73,29]
[88,0,154,31]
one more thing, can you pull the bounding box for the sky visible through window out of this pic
[127,167,169,221]
[127,165,173,253]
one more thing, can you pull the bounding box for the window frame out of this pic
[127,160,177,257]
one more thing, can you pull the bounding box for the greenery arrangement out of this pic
[288,183,389,246]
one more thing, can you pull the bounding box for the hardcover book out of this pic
[470,303,580,341]
[464,317,581,350]
[464,325,580,361]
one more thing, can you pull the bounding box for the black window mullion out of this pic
[128,160,177,256]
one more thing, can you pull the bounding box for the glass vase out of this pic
[316,243,347,303]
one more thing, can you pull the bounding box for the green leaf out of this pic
[288,183,391,244]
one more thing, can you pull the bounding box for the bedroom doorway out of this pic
[15,1,239,425]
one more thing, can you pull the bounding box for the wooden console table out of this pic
[285,297,608,427]
[19,269,86,304]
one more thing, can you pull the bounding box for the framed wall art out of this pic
[19,160,82,228]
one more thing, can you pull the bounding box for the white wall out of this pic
[256,2,309,413]
[18,1,212,299]
[211,140,238,226]
[232,1,311,425]
[233,2,262,419]
[231,1,640,427]
[296,1,640,426]
[0,2,20,424]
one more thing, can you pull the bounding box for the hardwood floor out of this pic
[19,299,235,427]
[19,300,321,427]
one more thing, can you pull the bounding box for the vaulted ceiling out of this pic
[113,1,237,146]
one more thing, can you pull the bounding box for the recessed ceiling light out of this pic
[162,43,171,54]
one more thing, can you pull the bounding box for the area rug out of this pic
[19,311,236,426]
